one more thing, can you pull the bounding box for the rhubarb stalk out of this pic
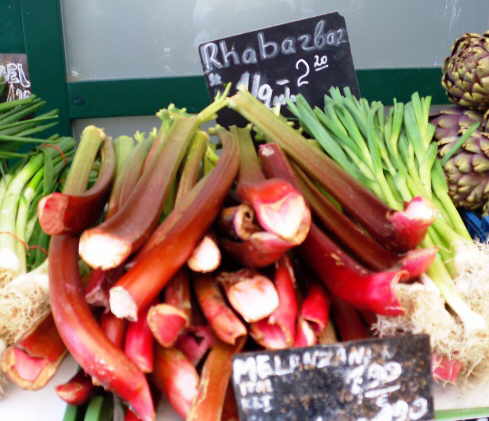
[153,347,199,419]
[218,269,279,323]
[301,224,406,316]
[250,255,299,349]
[124,304,155,373]
[56,370,93,406]
[147,270,191,348]
[79,94,229,271]
[109,127,239,321]
[187,338,245,421]
[228,87,433,253]
[194,273,247,345]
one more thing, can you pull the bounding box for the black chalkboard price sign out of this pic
[198,12,359,123]
[0,54,31,102]
[231,334,434,421]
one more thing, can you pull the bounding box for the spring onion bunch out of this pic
[289,87,489,380]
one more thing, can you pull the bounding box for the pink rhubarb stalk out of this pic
[294,282,330,347]
[153,347,199,419]
[234,126,310,244]
[109,127,239,321]
[229,88,435,253]
[124,304,155,373]
[218,269,279,323]
[301,224,407,316]
[100,312,127,348]
[38,135,115,235]
[85,267,124,309]
[194,273,247,345]
[250,255,299,349]
[0,315,66,390]
[55,370,93,406]
[175,326,216,366]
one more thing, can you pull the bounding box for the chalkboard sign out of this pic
[199,12,359,124]
[0,54,31,102]
[232,334,433,421]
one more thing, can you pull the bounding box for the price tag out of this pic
[0,54,31,101]
[232,334,434,421]
[198,12,359,124]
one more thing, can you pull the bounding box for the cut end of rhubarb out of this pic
[218,270,279,323]
[110,286,138,321]
[147,304,189,347]
[389,197,437,251]
[400,248,438,280]
[0,346,57,390]
[432,353,463,385]
[187,235,221,273]
[79,230,131,270]
[38,193,69,235]
[240,179,311,244]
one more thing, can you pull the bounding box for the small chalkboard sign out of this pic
[198,12,359,124]
[232,334,434,421]
[0,54,31,102]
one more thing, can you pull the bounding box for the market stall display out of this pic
[2,11,489,421]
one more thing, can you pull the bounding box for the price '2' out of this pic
[295,54,329,87]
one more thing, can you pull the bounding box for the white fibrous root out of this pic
[0,260,50,346]
[0,338,6,397]
[376,239,489,384]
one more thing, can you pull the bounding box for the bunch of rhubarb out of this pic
[3,83,477,420]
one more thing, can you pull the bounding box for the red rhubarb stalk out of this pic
[125,408,142,421]
[187,338,245,421]
[229,88,435,253]
[260,143,438,276]
[124,304,155,373]
[250,255,299,349]
[85,267,125,309]
[219,204,261,240]
[221,384,239,421]
[301,224,407,316]
[330,297,371,341]
[187,233,221,273]
[109,127,239,321]
[100,312,127,348]
[80,94,228,271]
[175,325,216,366]
[0,314,66,390]
[234,126,311,244]
[218,269,279,323]
[221,231,292,268]
[153,347,199,419]
[49,235,155,421]
[55,370,93,406]
[194,273,247,345]
[38,132,115,235]
[294,281,330,347]
[79,116,198,270]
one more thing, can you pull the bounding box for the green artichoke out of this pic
[442,31,489,111]
[432,107,489,210]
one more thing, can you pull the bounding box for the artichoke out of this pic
[442,31,489,111]
[432,107,489,210]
